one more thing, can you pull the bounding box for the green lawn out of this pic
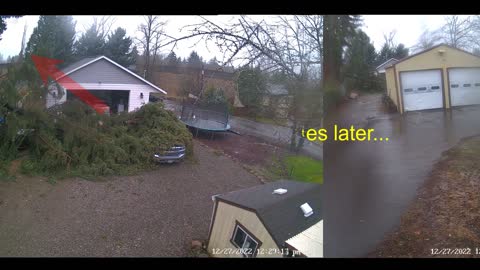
[285,156,323,184]
[241,115,289,127]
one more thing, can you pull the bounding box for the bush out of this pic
[1,101,193,179]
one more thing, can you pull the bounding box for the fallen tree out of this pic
[0,66,193,179]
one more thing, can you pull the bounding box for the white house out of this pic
[46,56,166,113]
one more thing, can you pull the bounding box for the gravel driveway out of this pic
[0,142,261,257]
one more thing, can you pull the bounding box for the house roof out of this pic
[216,179,322,248]
[266,83,289,96]
[57,56,166,94]
[376,58,398,71]
[385,43,480,70]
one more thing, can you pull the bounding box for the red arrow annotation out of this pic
[31,55,108,114]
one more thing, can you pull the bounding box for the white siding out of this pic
[128,87,151,112]
[45,83,159,112]
[46,84,67,108]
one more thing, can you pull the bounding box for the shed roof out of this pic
[216,179,322,248]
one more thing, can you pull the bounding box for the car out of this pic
[153,144,186,164]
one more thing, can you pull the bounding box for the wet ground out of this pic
[370,136,480,258]
[324,93,480,257]
[0,142,261,257]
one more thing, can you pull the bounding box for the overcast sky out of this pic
[0,15,457,62]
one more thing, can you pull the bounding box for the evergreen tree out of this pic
[344,30,379,92]
[376,43,409,66]
[75,24,106,59]
[166,51,179,65]
[187,51,203,67]
[208,57,220,67]
[25,16,76,65]
[104,27,136,67]
[236,67,267,115]
[322,15,362,110]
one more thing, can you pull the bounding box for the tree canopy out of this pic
[25,16,76,65]
[104,27,136,67]
[74,24,106,59]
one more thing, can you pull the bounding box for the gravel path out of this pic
[0,142,261,257]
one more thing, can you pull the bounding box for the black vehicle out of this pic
[153,144,186,164]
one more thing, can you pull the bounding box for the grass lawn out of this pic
[285,156,323,184]
[242,115,289,127]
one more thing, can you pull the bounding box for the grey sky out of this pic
[0,15,457,62]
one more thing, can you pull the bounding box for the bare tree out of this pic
[383,30,397,49]
[411,29,442,53]
[82,16,116,40]
[136,15,167,80]
[441,15,474,49]
[18,23,27,60]
[162,15,323,152]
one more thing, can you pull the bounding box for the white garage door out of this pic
[448,68,480,107]
[400,70,443,112]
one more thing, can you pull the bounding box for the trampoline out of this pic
[180,103,231,135]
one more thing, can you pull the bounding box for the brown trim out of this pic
[214,197,284,249]
[206,196,220,248]
[447,67,452,108]
[440,68,446,109]
[398,68,445,113]
[393,65,402,114]
[389,44,480,70]
[229,220,263,258]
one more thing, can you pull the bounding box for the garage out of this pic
[400,70,443,112]
[448,68,480,107]
[384,44,480,114]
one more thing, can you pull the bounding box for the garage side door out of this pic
[448,68,480,107]
[400,70,443,112]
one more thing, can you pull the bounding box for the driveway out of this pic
[163,99,322,160]
[0,142,261,257]
[324,94,480,257]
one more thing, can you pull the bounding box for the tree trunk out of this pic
[322,15,342,113]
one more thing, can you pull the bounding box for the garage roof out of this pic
[386,44,480,70]
[56,56,166,94]
[216,180,322,249]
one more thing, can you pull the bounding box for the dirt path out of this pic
[370,136,480,258]
[0,142,261,257]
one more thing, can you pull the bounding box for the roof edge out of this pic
[56,56,167,94]
[386,43,480,69]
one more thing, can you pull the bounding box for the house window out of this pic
[231,222,260,257]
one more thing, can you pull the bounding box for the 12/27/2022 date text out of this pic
[430,248,480,256]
